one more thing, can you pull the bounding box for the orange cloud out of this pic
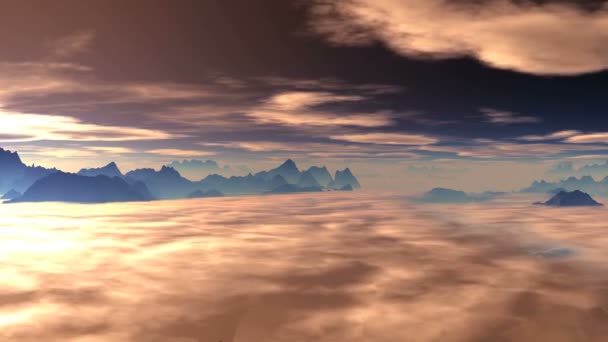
[566,132,608,144]
[311,0,608,75]
[0,111,175,142]
[330,133,438,145]
[247,91,394,128]
[146,149,216,157]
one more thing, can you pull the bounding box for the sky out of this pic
[1,0,608,192]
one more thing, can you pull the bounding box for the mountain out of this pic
[196,160,363,195]
[418,188,505,203]
[0,148,57,193]
[305,166,333,187]
[78,162,123,178]
[255,159,301,184]
[125,166,196,199]
[521,175,608,196]
[167,159,251,179]
[9,172,153,203]
[187,189,224,198]
[420,188,471,203]
[1,189,22,200]
[534,190,603,207]
[199,173,273,195]
[268,174,288,189]
[297,170,322,188]
[265,184,324,194]
[328,168,361,189]
[0,147,24,173]
[0,147,362,203]
[548,187,567,195]
[579,161,608,174]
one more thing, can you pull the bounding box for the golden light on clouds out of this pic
[0,110,175,142]
[566,132,608,144]
[2,194,608,340]
[518,130,582,142]
[248,91,395,128]
[145,149,216,157]
[311,0,608,75]
[330,132,438,145]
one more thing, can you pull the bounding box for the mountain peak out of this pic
[279,159,298,170]
[297,170,321,188]
[160,165,181,176]
[0,148,25,168]
[329,167,361,189]
[305,165,333,187]
[78,161,123,178]
[536,190,603,207]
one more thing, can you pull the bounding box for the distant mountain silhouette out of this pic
[0,148,362,203]
[522,175,608,196]
[548,187,567,195]
[328,168,361,189]
[339,184,354,191]
[421,188,470,203]
[305,166,333,187]
[1,189,22,200]
[297,170,322,188]
[255,159,301,184]
[418,188,506,203]
[578,161,608,175]
[187,189,224,198]
[0,148,57,194]
[534,190,603,207]
[268,174,288,189]
[167,159,251,179]
[9,172,153,203]
[265,184,323,194]
[125,166,196,199]
[78,162,123,178]
[199,173,275,195]
[197,160,361,195]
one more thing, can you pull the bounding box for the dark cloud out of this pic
[0,0,607,185]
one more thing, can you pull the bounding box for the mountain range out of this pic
[0,148,361,203]
[167,159,252,179]
[9,172,153,204]
[521,175,608,196]
[417,188,507,203]
[0,148,57,194]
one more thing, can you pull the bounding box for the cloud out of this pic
[48,30,95,59]
[330,133,438,145]
[482,108,541,125]
[265,91,364,111]
[247,91,394,128]
[0,110,175,142]
[547,161,574,174]
[306,151,418,159]
[5,145,137,159]
[566,132,608,144]
[145,149,216,157]
[518,130,581,141]
[420,141,608,159]
[310,0,608,75]
[201,140,423,160]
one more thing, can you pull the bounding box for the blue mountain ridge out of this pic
[1,147,362,203]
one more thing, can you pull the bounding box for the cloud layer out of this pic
[310,0,608,75]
